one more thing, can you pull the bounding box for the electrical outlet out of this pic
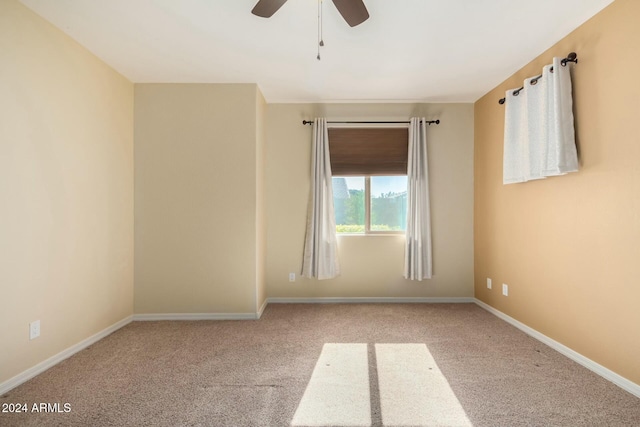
[289,273,296,282]
[30,320,40,340]
[487,278,492,289]
[502,284,509,296]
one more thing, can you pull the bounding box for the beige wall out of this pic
[474,0,640,384]
[134,84,264,315]
[0,0,134,384]
[266,103,474,298]
[8,0,634,393]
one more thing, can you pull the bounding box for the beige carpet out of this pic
[1,303,639,426]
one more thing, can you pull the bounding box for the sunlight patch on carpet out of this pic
[292,343,471,427]
[376,343,472,427]
[291,343,371,427]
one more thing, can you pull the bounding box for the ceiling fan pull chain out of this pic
[319,0,324,47]
[317,0,324,60]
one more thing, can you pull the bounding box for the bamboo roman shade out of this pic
[328,128,409,176]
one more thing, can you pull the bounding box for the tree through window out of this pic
[333,176,407,234]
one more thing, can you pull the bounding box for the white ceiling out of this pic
[20,0,613,103]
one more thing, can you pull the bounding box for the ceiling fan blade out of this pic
[331,0,369,27]
[251,0,288,18]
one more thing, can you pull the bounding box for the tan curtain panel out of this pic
[328,128,409,176]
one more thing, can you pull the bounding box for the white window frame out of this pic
[330,122,409,236]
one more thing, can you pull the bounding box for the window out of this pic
[333,176,407,234]
[328,126,409,235]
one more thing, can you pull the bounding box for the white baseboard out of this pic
[130,298,475,321]
[0,315,133,396]
[474,298,640,399]
[267,296,475,304]
[131,298,475,321]
[133,312,259,321]
[10,300,635,401]
[257,299,268,319]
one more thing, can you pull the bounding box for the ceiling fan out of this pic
[251,0,369,27]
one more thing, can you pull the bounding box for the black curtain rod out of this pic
[302,119,440,125]
[498,52,578,105]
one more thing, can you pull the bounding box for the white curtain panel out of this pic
[301,118,340,280]
[503,86,528,184]
[503,71,550,183]
[524,72,549,182]
[503,57,578,184]
[543,57,579,176]
[404,118,433,280]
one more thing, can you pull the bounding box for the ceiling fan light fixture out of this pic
[251,0,369,26]
[252,0,370,60]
